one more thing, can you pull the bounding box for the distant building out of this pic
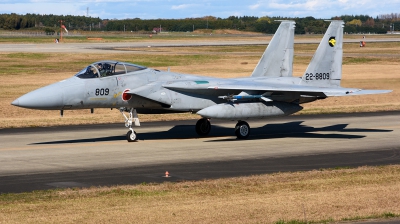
[153,27,162,33]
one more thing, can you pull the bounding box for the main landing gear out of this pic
[235,121,250,139]
[121,111,251,142]
[120,108,140,142]
[195,118,211,136]
[195,118,250,139]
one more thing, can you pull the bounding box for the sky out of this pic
[1,0,399,20]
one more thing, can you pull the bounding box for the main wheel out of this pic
[126,130,138,142]
[195,118,211,136]
[235,121,250,139]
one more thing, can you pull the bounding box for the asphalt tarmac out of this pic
[1,38,400,54]
[0,111,399,193]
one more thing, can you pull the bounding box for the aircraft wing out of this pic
[162,80,391,97]
[209,82,392,96]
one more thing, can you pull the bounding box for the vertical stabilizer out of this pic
[301,20,344,87]
[251,21,295,77]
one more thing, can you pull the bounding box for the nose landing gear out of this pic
[120,108,140,142]
[126,130,137,142]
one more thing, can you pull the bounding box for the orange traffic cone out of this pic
[163,171,170,178]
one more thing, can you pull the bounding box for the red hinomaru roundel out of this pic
[122,89,132,101]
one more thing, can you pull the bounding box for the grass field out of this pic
[0,165,399,223]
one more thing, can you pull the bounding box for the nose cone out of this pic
[11,99,19,106]
[11,83,64,110]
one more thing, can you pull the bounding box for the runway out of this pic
[1,38,400,54]
[0,111,399,193]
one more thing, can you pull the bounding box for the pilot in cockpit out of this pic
[97,63,108,77]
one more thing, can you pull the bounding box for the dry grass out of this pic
[194,28,262,35]
[0,165,399,223]
[1,40,400,129]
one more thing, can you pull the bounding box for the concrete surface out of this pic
[0,112,399,193]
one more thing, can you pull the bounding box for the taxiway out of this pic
[0,111,399,193]
[1,38,400,54]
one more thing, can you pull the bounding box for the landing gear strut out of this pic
[235,121,250,139]
[120,108,140,142]
[195,118,211,136]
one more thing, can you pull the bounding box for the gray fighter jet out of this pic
[11,20,391,142]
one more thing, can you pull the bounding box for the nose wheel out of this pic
[235,121,250,139]
[126,130,137,142]
[120,108,140,142]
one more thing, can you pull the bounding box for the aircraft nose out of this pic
[11,83,64,110]
[11,99,19,106]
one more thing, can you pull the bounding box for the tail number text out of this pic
[305,73,330,81]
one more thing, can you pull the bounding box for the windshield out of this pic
[75,61,147,79]
[75,65,99,79]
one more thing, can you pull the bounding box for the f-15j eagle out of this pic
[12,20,391,142]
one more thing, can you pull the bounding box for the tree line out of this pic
[1,13,399,34]
[0,14,102,31]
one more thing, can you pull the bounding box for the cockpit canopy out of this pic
[75,61,147,79]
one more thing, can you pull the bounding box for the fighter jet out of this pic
[11,20,391,142]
